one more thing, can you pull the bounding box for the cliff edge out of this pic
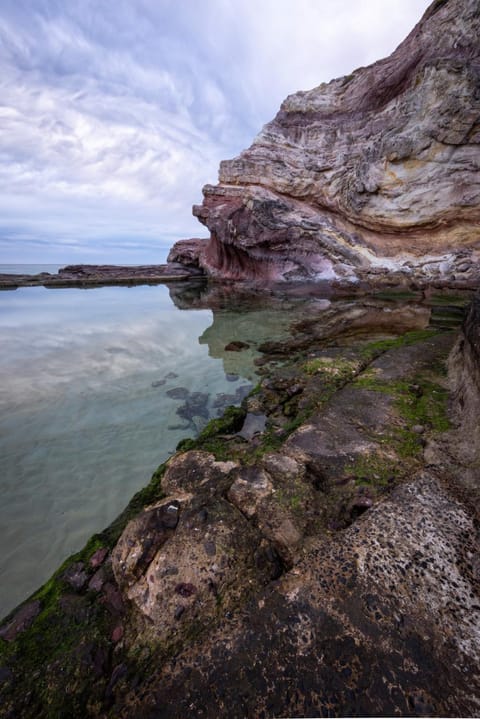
[170,0,480,286]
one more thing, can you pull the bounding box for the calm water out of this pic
[1,278,467,620]
[0,281,300,619]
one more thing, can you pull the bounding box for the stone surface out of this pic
[166,238,208,268]
[0,282,477,717]
[0,263,203,289]
[189,0,480,286]
[131,471,480,719]
[112,453,281,644]
[0,601,41,642]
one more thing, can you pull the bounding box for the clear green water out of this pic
[1,279,467,620]
[1,282,294,619]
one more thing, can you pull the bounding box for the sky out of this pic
[0,0,432,265]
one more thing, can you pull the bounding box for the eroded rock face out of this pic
[111,452,282,643]
[187,0,480,285]
[134,471,480,719]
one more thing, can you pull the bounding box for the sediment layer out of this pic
[175,0,480,285]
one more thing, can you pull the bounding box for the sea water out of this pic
[0,281,296,619]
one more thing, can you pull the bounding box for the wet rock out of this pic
[62,562,88,592]
[212,392,236,408]
[90,547,109,568]
[174,583,197,598]
[58,594,90,622]
[151,379,166,388]
[348,493,374,520]
[0,666,13,684]
[204,540,216,556]
[88,567,107,593]
[0,600,41,642]
[176,391,210,425]
[236,412,267,441]
[228,467,274,519]
[112,500,182,586]
[111,443,286,646]
[101,582,125,617]
[111,625,124,644]
[162,451,238,495]
[174,605,185,620]
[105,663,128,700]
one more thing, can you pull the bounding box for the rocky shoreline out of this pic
[1,285,479,717]
[2,257,479,294]
[0,263,203,290]
[1,0,479,713]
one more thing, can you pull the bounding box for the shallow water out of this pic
[0,282,291,618]
[0,279,469,620]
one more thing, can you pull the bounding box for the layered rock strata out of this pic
[177,0,480,285]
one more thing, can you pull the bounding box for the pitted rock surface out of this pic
[119,470,480,719]
[112,453,282,643]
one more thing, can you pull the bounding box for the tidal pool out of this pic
[0,281,298,618]
[0,277,468,620]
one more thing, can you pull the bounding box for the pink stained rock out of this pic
[189,0,480,287]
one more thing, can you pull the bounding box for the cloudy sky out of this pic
[0,0,431,265]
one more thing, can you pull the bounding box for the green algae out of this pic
[359,328,440,362]
[346,453,398,488]
[0,297,464,718]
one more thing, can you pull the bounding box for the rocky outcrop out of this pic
[1,285,479,717]
[185,0,480,285]
[0,263,203,289]
[166,239,208,269]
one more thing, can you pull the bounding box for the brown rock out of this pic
[162,451,238,494]
[90,547,108,568]
[88,567,106,593]
[167,238,208,268]
[190,0,480,286]
[0,600,41,642]
[224,341,250,352]
[227,467,273,519]
[62,562,88,592]
[111,624,124,644]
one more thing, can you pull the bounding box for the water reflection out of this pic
[0,280,469,619]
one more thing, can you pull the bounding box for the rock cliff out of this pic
[173,0,480,285]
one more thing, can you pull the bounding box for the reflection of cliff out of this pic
[198,308,294,381]
[168,281,475,388]
[190,287,436,381]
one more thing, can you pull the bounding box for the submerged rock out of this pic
[0,287,479,716]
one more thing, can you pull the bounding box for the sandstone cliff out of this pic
[171,0,480,285]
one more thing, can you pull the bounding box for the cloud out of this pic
[0,0,431,263]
